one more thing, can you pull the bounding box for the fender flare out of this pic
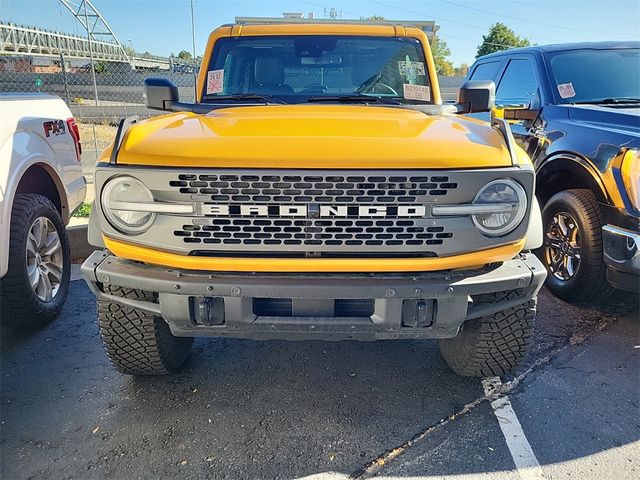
[1,156,67,278]
[535,152,609,204]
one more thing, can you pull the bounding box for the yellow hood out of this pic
[116,105,513,169]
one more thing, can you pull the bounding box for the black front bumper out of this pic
[82,251,546,341]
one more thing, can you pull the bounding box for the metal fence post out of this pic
[59,53,70,105]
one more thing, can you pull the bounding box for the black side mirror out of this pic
[143,78,179,111]
[502,103,539,121]
[457,80,495,114]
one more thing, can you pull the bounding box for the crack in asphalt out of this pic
[349,313,622,479]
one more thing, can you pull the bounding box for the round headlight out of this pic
[472,179,527,237]
[101,176,156,234]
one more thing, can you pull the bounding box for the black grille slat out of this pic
[168,174,456,205]
[174,219,452,249]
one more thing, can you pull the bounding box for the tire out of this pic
[539,189,613,303]
[98,286,193,375]
[0,194,70,329]
[439,294,536,377]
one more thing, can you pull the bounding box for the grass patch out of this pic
[73,202,92,218]
[76,122,118,150]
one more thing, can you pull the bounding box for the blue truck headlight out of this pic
[622,149,639,211]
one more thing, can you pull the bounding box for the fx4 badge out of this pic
[43,120,66,137]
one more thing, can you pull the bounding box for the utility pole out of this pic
[82,0,99,107]
[191,0,197,99]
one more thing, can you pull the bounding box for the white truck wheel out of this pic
[0,194,71,328]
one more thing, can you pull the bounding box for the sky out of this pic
[2,0,639,65]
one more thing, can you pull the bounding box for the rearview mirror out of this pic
[144,77,179,111]
[457,80,495,114]
[300,54,343,66]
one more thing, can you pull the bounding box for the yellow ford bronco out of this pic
[82,23,546,377]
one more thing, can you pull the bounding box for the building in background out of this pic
[235,13,439,39]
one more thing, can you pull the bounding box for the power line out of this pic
[295,0,538,55]
[439,0,630,36]
[439,32,524,50]
[369,0,559,43]
[370,0,491,31]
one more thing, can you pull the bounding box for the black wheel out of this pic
[98,287,193,375]
[539,189,613,303]
[0,194,70,329]
[439,294,536,377]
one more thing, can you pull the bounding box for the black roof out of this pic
[477,41,640,60]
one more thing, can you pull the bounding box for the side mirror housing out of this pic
[500,102,539,122]
[457,80,495,114]
[143,77,179,111]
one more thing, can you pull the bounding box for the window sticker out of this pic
[207,69,224,94]
[403,84,431,101]
[398,60,426,77]
[557,82,576,99]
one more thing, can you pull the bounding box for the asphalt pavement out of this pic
[0,279,638,480]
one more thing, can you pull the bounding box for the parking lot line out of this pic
[482,377,545,480]
[70,264,83,281]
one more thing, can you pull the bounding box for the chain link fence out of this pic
[0,53,464,182]
[0,54,197,180]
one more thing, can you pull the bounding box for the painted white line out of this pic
[483,377,545,480]
[70,263,83,281]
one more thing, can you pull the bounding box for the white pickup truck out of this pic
[0,94,86,327]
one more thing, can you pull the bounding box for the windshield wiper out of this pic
[354,72,382,94]
[307,95,401,105]
[574,97,640,104]
[203,94,286,104]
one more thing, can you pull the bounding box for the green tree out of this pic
[454,63,469,77]
[177,50,193,61]
[93,60,106,74]
[439,60,455,77]
[366,15,386,21]
[476,23,530,58]
[430,36,454,76]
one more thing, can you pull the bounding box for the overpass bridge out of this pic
[0,22,197,71]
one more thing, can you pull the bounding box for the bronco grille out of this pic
[167,172,457,255]
[95,166,535,259]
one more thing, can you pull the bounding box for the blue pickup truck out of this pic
[468,41,639,302]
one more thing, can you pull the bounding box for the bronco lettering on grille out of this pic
[200,204,427,218]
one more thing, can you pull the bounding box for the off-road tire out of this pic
[540,189,613,303]
[0,194,70,329]
[439,294,536,377]
[98,286,193,375]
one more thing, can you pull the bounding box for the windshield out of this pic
[547,48,640,104]
[202,35,432,104]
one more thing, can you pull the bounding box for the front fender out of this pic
[0,132,80,278]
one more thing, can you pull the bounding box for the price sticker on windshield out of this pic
[403,84,431,102]
[557,82,576,99]
[207,69,224,94]
[398,60,425,76]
